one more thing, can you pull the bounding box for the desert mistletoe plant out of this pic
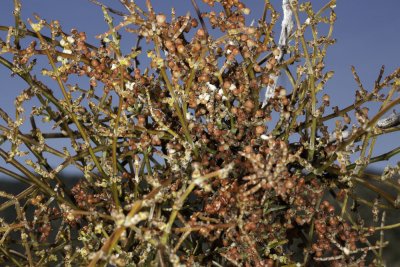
[1,0,400,266]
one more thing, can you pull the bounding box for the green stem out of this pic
[160,164,233,245]
[153,38,199,158]
[319,97,400,174]
[30,24,109,182]
[292,2,316,160]
[0,149,76,208]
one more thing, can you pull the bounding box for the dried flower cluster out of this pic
[0,0,400,266]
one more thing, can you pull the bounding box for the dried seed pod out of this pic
[196,28,206,38]
[255,125,265,136]
[156,14,166,25]
[322,94,330,106]
[343,113,351,124]
[176,44,185,54]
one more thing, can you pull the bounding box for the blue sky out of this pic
[1,0,400,177]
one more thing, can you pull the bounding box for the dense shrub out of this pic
[0,0,399,266]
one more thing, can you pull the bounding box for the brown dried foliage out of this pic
[0,0,400,266]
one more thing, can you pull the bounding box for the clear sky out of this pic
[1,0,400,178]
